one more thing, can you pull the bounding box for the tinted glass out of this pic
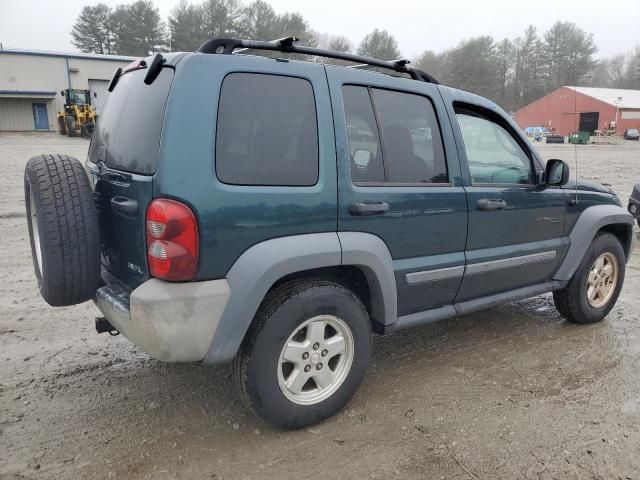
[342,86,385,183]
[456,112,533,185]
[216,73,318,186]
[372,89,448,183]
[90,68,173,175]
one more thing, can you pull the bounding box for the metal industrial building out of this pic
[514,86,640,136]
[0,49,134,132]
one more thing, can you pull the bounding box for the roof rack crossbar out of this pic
[197,37,439,84]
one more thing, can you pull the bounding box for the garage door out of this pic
[89,79,110,116]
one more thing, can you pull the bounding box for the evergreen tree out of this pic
[71,4,115,54]
[357,29,401,60]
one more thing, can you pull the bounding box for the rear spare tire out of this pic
[24,154,100,306]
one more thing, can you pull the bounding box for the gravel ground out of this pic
[1,132,640,480]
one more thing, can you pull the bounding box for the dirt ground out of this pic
[2,132,640,480]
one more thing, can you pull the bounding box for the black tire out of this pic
[66,116,76,137]
[82,122,95,138]
[57,116,67,135]
[553,233,625,324]
[233,279,372,430]
[24,154,101,306]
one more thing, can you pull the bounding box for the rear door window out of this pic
[90,68,174,175]
[342,86,448,184]
[216,73,319,186]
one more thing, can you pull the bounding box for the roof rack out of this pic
[197,36,439,84]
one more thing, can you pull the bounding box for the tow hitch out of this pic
[95,317,120,336]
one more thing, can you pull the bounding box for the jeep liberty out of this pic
[24,37,634,429]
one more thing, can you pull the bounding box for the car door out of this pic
[444,95,568,301]
[326,66,467,317]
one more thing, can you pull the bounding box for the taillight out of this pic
[146,198,198,281]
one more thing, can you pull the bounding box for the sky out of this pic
[0,0,638,59]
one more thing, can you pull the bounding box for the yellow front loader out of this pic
[57,89,97,138]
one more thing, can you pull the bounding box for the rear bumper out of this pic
[95,277,230,362]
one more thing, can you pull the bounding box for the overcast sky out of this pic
[1,0,638,59]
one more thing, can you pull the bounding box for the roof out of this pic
[0,48,136,63]
[567,86,640,109]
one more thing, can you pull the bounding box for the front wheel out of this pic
[553,233,625,324]
[66,116,77,137]
[233,279,372,429]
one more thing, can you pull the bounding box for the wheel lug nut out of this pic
[302,352,309,360]
[304,365,311,372]
[316,363,322,370]
[321,349,328,357]
[312,342,320,350]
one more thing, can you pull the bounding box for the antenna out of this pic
[573,86,578,206]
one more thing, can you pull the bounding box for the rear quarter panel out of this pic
[154,53,338,280]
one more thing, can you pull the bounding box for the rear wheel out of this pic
[24,154,100,306]
[66,116,76,137]
[553,233,625,324]
[233,279,372,429]
[57,116,67,135]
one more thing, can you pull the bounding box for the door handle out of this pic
[349,201,390,216]
[111,196,138,216]
[477,198,507,211]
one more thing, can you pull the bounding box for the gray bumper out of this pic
[95,278,230,362]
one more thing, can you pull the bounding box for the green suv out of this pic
[24,37,634,429]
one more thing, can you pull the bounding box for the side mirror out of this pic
[353,149,372,168]
[60,90,65,96]
[545,159,570,186]
[93,92,97,98]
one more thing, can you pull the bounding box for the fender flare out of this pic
[553,204,634,282]
[204,232,396,364]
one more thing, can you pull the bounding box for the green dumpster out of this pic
[568,131,590,144]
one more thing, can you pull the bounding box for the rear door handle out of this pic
[111,196,138,216]
[349,201,390,216]
[477,198,507,211]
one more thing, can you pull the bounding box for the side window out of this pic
[372,89,448,184]
[342,86,448,185]
[455,109,533,185]
[342,86,385,183]
[216,73,318,186]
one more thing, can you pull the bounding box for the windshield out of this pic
[67,90,89,105]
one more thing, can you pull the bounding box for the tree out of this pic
[414,50,443,83]
[169,0,206,51]
[512,25,545,110]
[241,0,279,40]
[201,0,244,38]
[495,39,514,110]
[441,36,500,100]
[543,21,597,89]
[328,35,352,53]
[71,4,115,54]
[626,48,640,88]
[357,29,401,60]
[111,1,167,56]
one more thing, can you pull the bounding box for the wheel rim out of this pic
[586,252,618,308]
[277,315,355,406]
[29,187,43,274]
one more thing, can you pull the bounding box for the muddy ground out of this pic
[1,132,640,480]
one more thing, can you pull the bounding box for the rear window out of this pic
[215,73,319,186]
[89,68,173,175]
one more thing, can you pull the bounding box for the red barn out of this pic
[514,87,640,136]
